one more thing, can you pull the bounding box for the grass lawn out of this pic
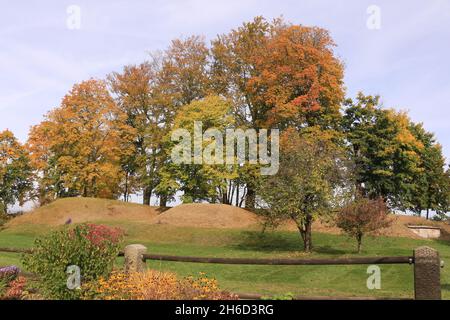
[0,221,449,299]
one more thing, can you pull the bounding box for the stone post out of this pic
[124,244,147,274]
[414,246,441,300]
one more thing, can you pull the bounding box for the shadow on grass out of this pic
[229,231,300,252]
[229,231,348,256]
[441,284,450,292]
[313,245,348,255]
[434,227,450,246]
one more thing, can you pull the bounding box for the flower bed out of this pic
[0,265,27,300]
[83,270,237,300]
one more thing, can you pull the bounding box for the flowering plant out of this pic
[23,223,124,300]
[0,266,24,300]
[0,265,20,282]
[83,270,237,300]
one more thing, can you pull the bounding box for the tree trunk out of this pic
[143,187,152,206]
[357,233,363,253]
[304,219,313,252]
[159,195,167,207]
[124,173,129,202]
[0,200,7,216]
[426,208,430,220]
[245,187,255,209]
[296,216,313,252]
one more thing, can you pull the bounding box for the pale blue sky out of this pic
[1,0,450,163]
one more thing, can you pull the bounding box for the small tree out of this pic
[257,128,349,252]
[336,197,392,253]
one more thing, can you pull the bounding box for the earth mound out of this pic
[7,197,160,227]
[154,203,260,229]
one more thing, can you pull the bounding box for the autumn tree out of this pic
[211,16,345,208]
[0,130,33,215]
[27,79,134,202]
[109,36,211,206]
[156,95,238,203]
[158,35,211,107]
[257,128,350,252]
[336,197,392,253]
[108,63,165,204]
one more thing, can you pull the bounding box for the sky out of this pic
[1,1,449,163]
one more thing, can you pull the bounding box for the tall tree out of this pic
[27,79,134,202]
[156,95,238,203]
[211,17,345,208]
[109,36,211,206]
[159,35,211,106]
[108,63,165,205]
[342,93,424,211]
[0,130,33,215]
[409,123,449,218]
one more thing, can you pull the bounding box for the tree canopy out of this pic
[1,16,445,225]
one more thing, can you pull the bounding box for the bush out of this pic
[83,270,237,300]
[23,223,124,299]
[336,197,392,253]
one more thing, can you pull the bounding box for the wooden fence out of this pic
[0,245,443,300]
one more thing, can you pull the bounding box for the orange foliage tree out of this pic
[211,17,345,208]
[27,79,134,203]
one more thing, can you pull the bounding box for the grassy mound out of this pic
[5,197,450,240]
[6,197,161,227]
[155,203,259,229]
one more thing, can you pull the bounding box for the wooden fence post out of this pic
[414,246,441,300]
[124,244,147,273]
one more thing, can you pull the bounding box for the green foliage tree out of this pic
[257,128,350,252]
[0,130,33,215]
[409,123,449,219]
[342,93,424,211]
[157,95,239,203]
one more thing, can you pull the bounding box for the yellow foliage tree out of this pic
[27,79,134,203]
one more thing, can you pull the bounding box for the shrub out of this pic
[83,270,237,300]
[23,223,124,299]
[336,197,392,253]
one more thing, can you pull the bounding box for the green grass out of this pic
[1,222,449,299]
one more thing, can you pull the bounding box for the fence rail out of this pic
[0,247,33,254]
[141,253,414,266]
[0,245,442,300]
